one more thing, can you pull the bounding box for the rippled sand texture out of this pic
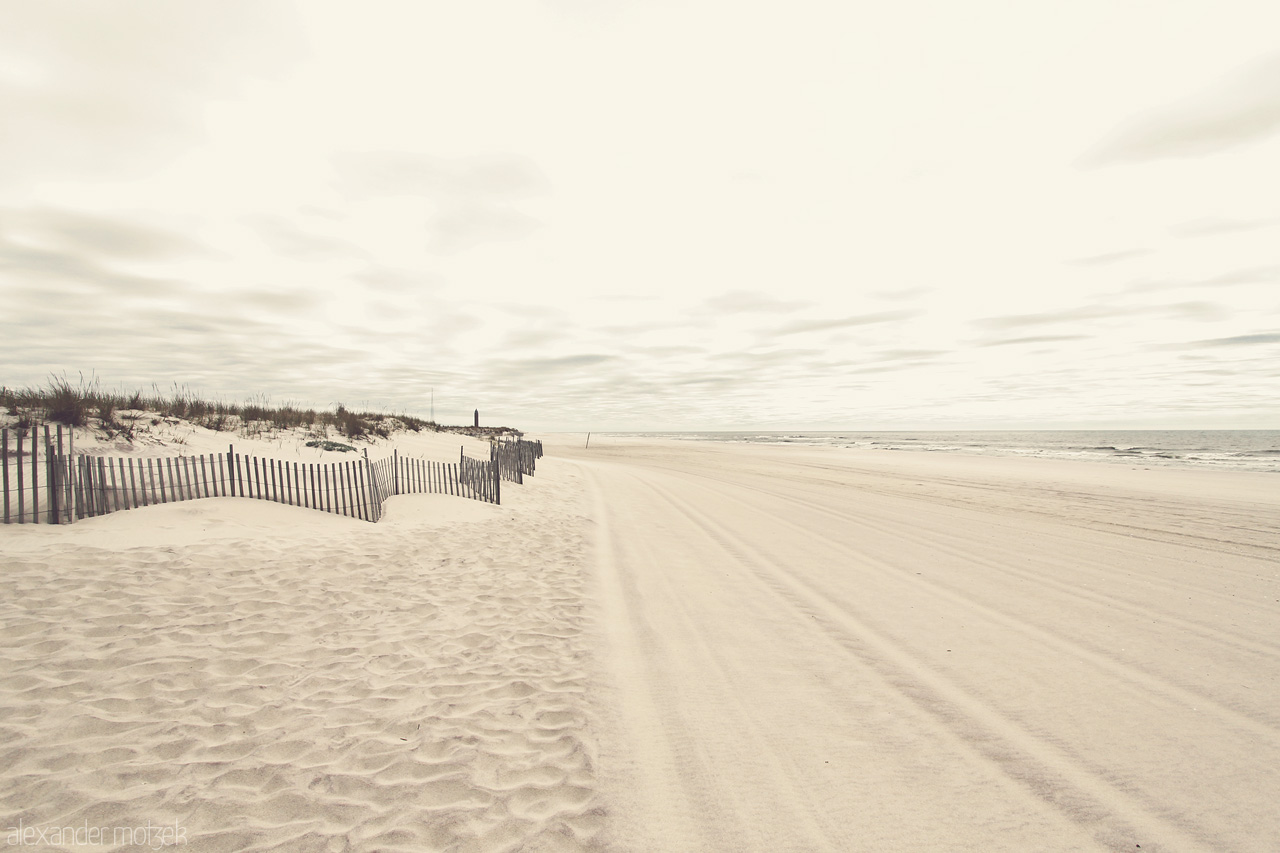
[0,466,604,852]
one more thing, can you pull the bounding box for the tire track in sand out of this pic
[630,468,1242,852]
[583,462,1143,852]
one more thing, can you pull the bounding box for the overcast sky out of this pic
[2,1,1278,431]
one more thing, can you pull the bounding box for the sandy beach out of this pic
[3,435,1279,851]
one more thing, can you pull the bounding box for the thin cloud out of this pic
[1169,216,1277,238]
[249,217,369,262]
[700,290,810,315]
[1083,52,1280,165]
[973,305,1136,330]
[0,236,185,300]
[1166,301,1233,322]
[1188,332,1280,348]
[0,2,300,187]
[978,334,1092,348]
[433,203,540,253]
[771,310,914,337]
[500,329,563,349]
[869,349,947,362]
[622,345,707,358]
[334,151,549,200]
[486,353,618,374]
[871,287,931,302]
[1127,264,1280,293]
[711,348,824,365]
[1067,249,1150,267]
[334,151,546,253]
[4,207,207,261]
[349,266,443,294]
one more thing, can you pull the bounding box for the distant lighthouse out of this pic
[474,409,479,429]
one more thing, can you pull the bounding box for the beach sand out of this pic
[3,435,1278,851]
[560,436,1280,853]
[1,445,603,852]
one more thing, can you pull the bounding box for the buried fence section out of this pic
[382,447,500,511]
[3,433,533,525]
[491,437,542,485]
[1,424,76,524]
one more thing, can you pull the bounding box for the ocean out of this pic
[613,430,1280,474]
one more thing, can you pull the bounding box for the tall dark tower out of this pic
[474,409,479,428]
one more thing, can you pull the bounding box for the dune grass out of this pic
[0,373,441,441]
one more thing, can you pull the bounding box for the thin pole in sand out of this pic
[31,426,39,524]
[16,429,25,523]
[44,426,56,523]
[586,432,590,449]
[3,429,11,524]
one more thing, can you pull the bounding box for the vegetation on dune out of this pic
[0,373,467,443]
[305,439,357,452]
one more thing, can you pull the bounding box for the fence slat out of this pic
[44,432,56,523]
[105,455,117,513]
[333,462,343,516]
[114,459,126,511]
[90,456,100,518]
[98,457,108,515]
[155,457,166,504]
[30,428,40,524]
[340,461,349,517]
[16,430,26,523]
[341,462,351,516]
[2,429,10,524]
[343,461,356,520]
[78,456,88,519]
[351,460,363,520]
[357,459,370,521]
[58,436,71,522]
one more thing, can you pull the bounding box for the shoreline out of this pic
[558,428,1280,475]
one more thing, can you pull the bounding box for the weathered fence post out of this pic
[2,428,10,524]
[16,429,26,523]
[44,426,56,523]
[67,427,75,522]
[491,444,501,505]
[31,426,40,523]
[56,425,67,523]
[363,448,380,522]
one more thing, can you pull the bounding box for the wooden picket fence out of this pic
[2,425,545,525]
[493,437,542,484]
